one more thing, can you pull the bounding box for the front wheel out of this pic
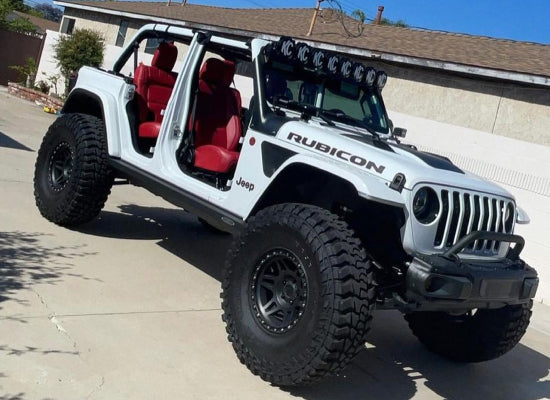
[405,301,533,362]
[34,113,113,226]
[221,204,375,386]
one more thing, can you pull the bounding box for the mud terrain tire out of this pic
[405,301,533,362]
[221,203,375,386]
[34,113,113,226]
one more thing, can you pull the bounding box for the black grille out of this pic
[434,190,514,255]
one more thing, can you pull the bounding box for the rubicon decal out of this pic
[287,132,386,174]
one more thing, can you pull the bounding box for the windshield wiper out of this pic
[273,98,335,126]
[320,110,380,140]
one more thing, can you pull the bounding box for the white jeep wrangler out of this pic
[34,24,538,385]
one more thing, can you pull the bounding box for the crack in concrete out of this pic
[31,288,84,360]
[0,307,223,321]
[86,376,105,399]
[0,178,31,184]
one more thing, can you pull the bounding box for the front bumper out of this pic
[402,231,538,312]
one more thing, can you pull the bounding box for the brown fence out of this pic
[0,29,44,86]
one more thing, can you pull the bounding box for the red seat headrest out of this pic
[151,42,178,72]
[199,58,235,87]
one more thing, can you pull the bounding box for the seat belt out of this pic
[179,88,198,166]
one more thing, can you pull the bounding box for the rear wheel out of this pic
[221,203,375,385]
[405,302,533,362]
[34,113,113,226]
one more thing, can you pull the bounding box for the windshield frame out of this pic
[255,44,392,138]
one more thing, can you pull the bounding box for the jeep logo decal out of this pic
[235,177,255,191]
[287,132,386,174]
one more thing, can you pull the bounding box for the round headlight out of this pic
[413,187,440,224]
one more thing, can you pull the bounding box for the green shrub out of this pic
[54,28,105,93]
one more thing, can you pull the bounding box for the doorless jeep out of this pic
[34,24,538,385]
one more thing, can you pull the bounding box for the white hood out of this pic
[277,120,513,199]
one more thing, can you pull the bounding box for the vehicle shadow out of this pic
[291,310,550,400]
[77,204,233,281]
[78,204,550,400]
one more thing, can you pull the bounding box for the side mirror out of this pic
[393,127,407,138]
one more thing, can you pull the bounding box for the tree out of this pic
[380,17,409,28]
[351,9,365,24]
[7,0,28,12]
[0,0,38,35]
[9,56,36,87]
[54,29,105,93]
[6,15,38,34]
[34,3,62,22]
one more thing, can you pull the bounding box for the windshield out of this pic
[262,60,390,135]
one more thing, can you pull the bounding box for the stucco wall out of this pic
[375,62,550,146]
[389,110,550,304]
[35,30,66,96]
[62,9,123,46]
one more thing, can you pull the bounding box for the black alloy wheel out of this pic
[251,249,308,333]
[48,141,74,192]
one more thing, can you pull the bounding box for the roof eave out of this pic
[55,0,550,87]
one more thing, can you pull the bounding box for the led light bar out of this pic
[272,37,388,89]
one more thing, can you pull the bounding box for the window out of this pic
[144,38,162,55]
[116,20,129,47]
[263,62,389,134]
[60,17,75,35]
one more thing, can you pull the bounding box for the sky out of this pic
[39,0,550,44]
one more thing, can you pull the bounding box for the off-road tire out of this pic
[221,203,375,386]
[34,113,113,226]
[404,301,533,362]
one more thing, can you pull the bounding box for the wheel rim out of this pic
[250,249,309,333]
[48,142,73,192]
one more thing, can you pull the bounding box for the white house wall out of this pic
[35,30,66,96]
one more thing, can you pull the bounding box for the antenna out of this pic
[307,0,324,36]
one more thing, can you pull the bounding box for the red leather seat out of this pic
[134,42,178,139]
[193,58,242,173]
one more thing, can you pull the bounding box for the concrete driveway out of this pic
[1,86,549,400]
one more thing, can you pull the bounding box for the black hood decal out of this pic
[341,133,463,174]
[393,144,464,174]
[341,133,394,152]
